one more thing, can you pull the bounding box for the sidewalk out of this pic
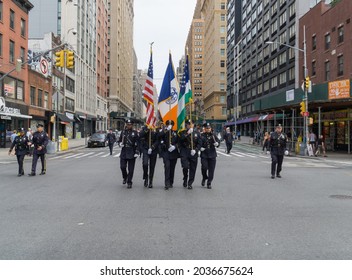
[234,136,352,161]
[0,137,87,162]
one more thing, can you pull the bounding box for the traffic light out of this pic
[300,101,306,115]
[66,51,75,68]
[305,76,310,90]
[55,50,64,67]
[308,117,313,125]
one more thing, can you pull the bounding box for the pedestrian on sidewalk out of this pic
[10,130,18,143]
[200,122,220,189]
[28,123,49,176]
[139,125,159,188]
[8,128,30,176]
[178,119,201,189]
[159,120,179,190]
[105,128,117,155]
[237,130,241,141]
[223,127,234,154]
[118,119,139,189]
[315,134,327,157]
[308,130,317,156]
[269,124,287,179]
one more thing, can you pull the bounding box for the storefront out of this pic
[0,98,32,148]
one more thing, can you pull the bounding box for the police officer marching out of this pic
[105,128,117,155]
[269,124,287,179]
[159,120,179,190]
[8,128,30,176]
[178,120,202,189]
[28,123,49,176]
[139,125,159,188]
[118,119,139,188]
[200,122,220,189]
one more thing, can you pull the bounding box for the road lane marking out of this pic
[113,153,121,158]
[230,152,245,158]
[88,152,104,158]
[75,152,94,159]
[235,151,257,158]
[63,153,84,159]
[217,151,231,157]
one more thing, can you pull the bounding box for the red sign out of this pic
[303,112,309,117]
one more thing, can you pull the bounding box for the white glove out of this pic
[214,142,219,147]
[160,140,164,144]
[134,153,139,158]
[188,128,193,134]
[200,147,205,152]
[168,145,175,152]
[119,143,124,147]
[284,150,289,156]
[191,149,196,156]
[167,125,172,131]
[148,148,152,155]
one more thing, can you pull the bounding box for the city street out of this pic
[0,143,352,260]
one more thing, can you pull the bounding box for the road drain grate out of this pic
[330,195,352,200]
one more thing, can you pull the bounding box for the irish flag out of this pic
[158,53,179,129]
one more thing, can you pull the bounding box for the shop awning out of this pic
[0,112,32,119]
[57,113,72,123]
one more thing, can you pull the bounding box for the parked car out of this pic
[87,132,107,148]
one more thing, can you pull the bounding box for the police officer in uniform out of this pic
[28,123,49,176]
[223,127,234,154]
[269,124,287,179]
[178,120,202,189]
[8,128,29,176]
[159,120,179,190]
[105,128,117,155]
[139,125,159,188]
[200,123,220,189]
[118,119,139,188]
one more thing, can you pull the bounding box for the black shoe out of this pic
[276,174,281,178]
[40,171,46,175]
[28,173,36,176]
[188,185,193,189]
[164,185,169,190]
[17,174,22,177]
[169,184,173,188]
[123,178,127,184]
[148,183,153,188]
[127,184,132,189]
[144,179,148,187]
[271,175,275,179]
[183,180,187,188]
[201,179,206,186]
[207,184,212,189]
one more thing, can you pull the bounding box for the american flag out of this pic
[143,51,156,128]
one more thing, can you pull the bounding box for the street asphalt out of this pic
[0,143,352,260]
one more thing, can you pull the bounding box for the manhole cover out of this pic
[329,195,352,200]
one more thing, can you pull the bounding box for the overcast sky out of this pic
[134,0,197,93]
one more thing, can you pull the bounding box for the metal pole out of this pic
[304,25,309,153]
[56,87,59,152]
[318,107,321,137]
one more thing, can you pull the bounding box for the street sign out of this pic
[40,57,49,77]
[303,112,309,117]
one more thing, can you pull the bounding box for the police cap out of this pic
[165,120,175,126]
[125,119,133,125]
[18,128,25,132]
[203,122,211,128]
[185,119,191,125]
[36,123,44,128]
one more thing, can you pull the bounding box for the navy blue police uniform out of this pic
[269,124,287,179]
[105,130,117,155]
[118,120,139,188]
[9,128,29,176]
[29,124,49,176]
[178,120,202,189]
[223,129,234,154]
[159,120,179,190]
[200,123,220,189]
[139,126,159,188]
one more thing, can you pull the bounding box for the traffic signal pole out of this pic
[303,25,309,155]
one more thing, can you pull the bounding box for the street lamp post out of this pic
[266,25,308,155]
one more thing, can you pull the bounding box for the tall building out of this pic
[200,0,227,130]
[186,0,205,123]
[299,0,352,152]
[176,55,186,83]
[0,0,33,149]
[132,51,143,122]
[96,0,109,132]
[230,0,310,136]
[108,0,134,130]
[28,0,57,38]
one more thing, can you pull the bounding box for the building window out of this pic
[325,61,330,81]
[337,55,344,76]
[220,60,225,67]
[221,14,225,21]
[0,33,2,57]
[9,40,15,63]
[338,26,344,44]
[220,48,225,56]
[220,83,225,91]
[66,76,75,93]
[220,95,225,103]
[21,19,26,37]
[325,33,330,50]
[44,92,49,109]
[30,87,36,105]
[10,9,15,29]
[220,37,225,44]
[312,61,316,76]
[20,47,25,63]
[312,35,316,50]
[221,2,226,9]
[38,89,43,107]
[65,98,75,112]
[222,107,227,116]
[0,1,2,21]
[220,26,225,33]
